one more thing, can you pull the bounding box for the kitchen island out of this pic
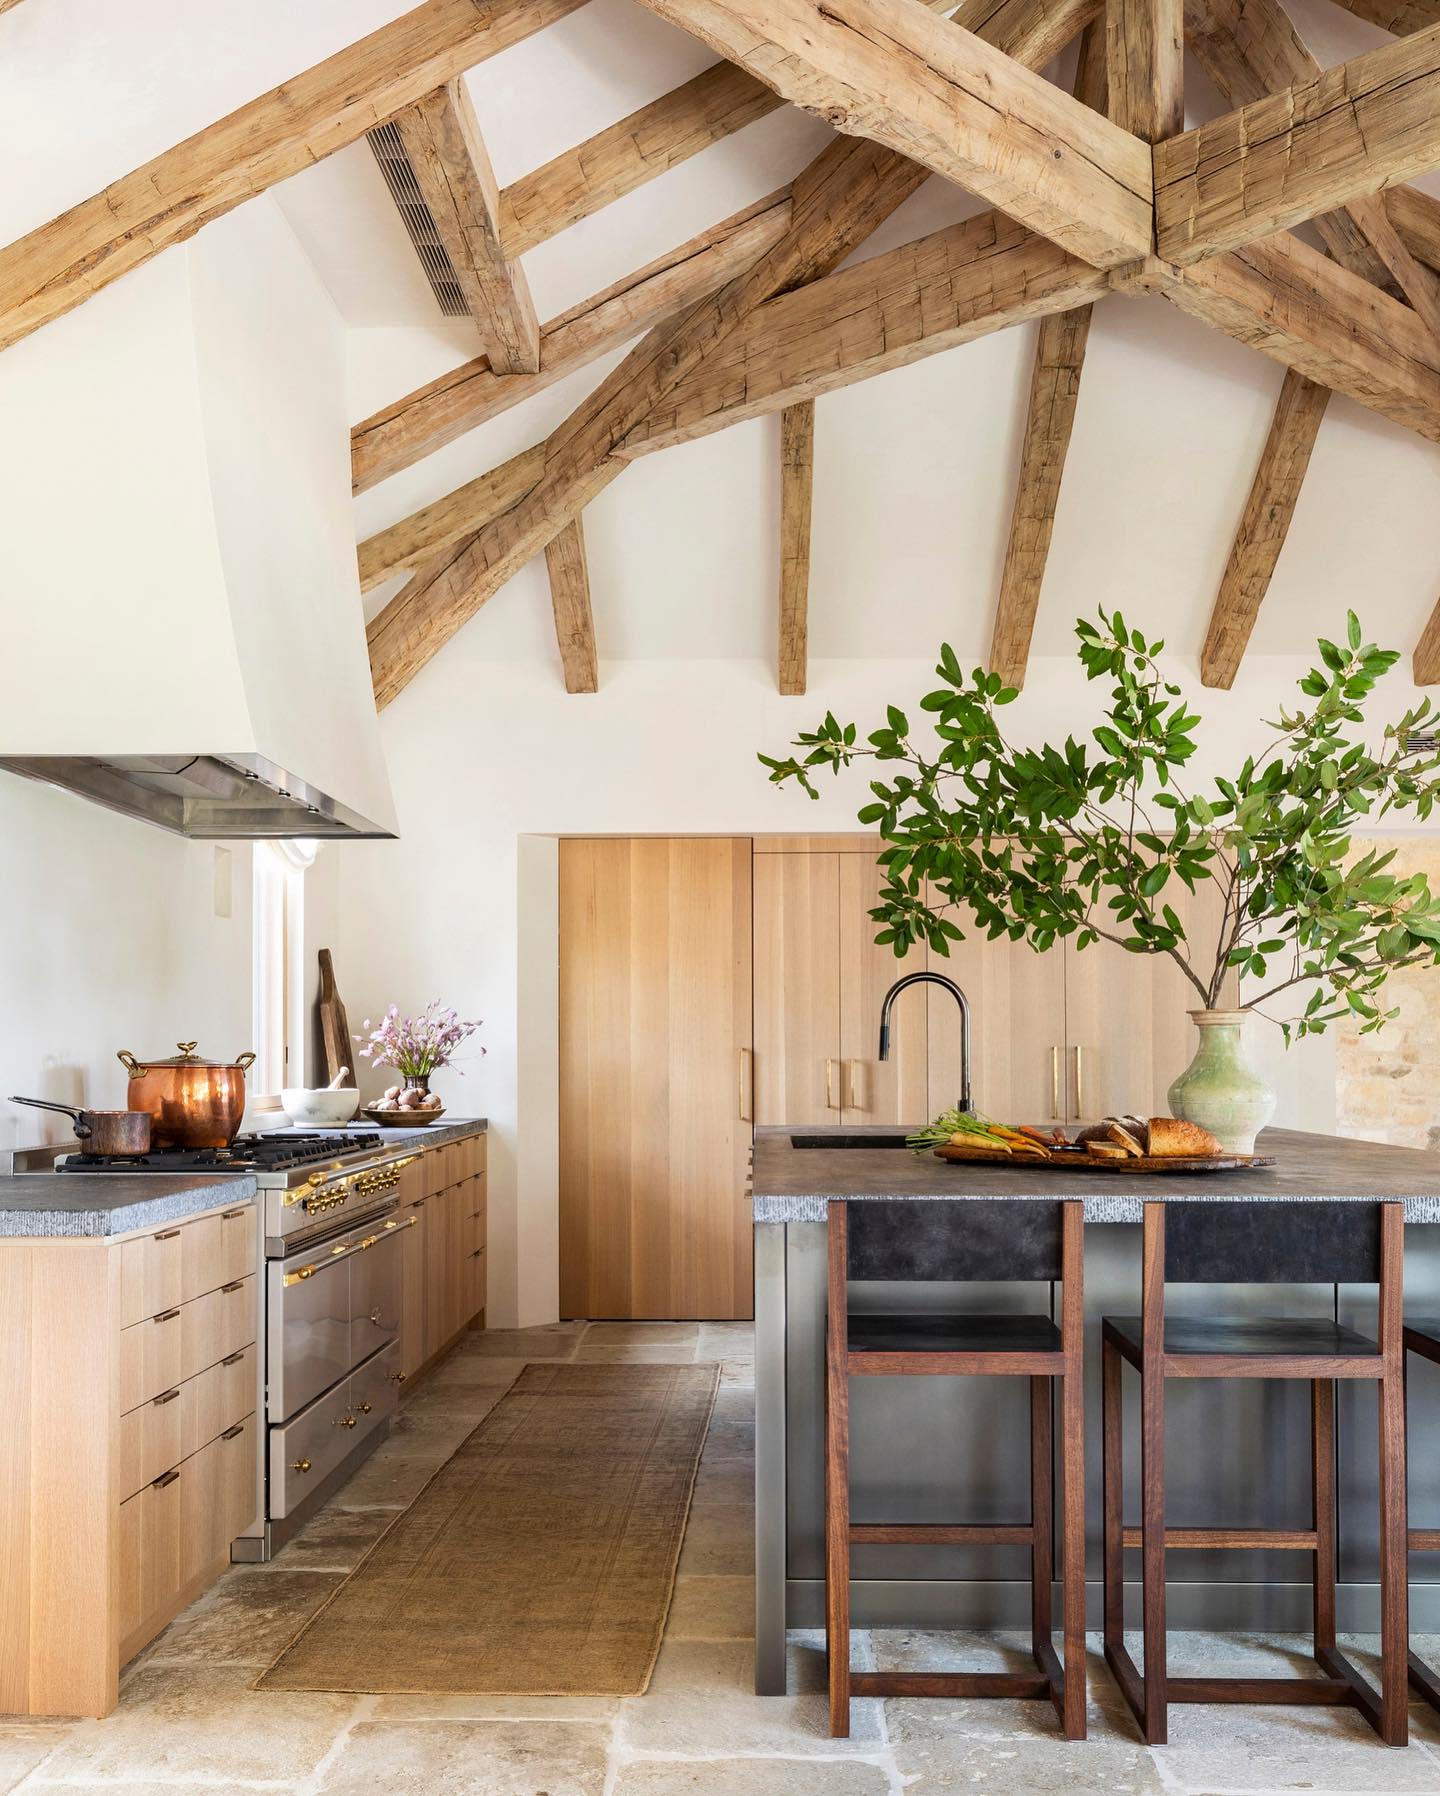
[751,1124,1440,1693]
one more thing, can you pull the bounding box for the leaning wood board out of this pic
[933,1144,1275,1174]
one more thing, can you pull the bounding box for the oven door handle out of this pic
[279,1214,414,1285]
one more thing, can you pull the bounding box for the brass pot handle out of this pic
[117,1050,147,1077]
[235,1051,257,1072]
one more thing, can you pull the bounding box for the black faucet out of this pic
[877,970,973,1113]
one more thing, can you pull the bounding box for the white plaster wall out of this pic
[334,646,1422,1327]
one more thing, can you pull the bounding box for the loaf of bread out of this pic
[1147,1116,1222,1158]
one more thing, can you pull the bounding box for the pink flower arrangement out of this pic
[355,1001,484,1079]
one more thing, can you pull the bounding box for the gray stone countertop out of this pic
[751,1125,1440,1224]
[256,1117,487,1148]
[0,1173,258,1239]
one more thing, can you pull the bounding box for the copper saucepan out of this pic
[9,1096,152,1157]
[116,1041,257,1150]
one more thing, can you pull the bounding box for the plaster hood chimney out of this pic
[0,202,397,841]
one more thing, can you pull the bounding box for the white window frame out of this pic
[252,841,316,1107]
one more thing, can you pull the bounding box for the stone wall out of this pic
[1335,838,1440,1149]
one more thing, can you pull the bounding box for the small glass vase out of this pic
[1167,1009,1275,1155]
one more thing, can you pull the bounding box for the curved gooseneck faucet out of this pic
[877,970,973,1114]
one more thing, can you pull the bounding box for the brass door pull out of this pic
[333,1413,357,1428]
[358,1401,373,1414]
[825,1058,839,1111]
[1073,1044,1085,1119]
[1050,1046,1061,1120]
[387,1371,407,1384]
[844,1060,859,1112]
[291,1457,313,1473]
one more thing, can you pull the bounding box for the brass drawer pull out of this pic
[221,1422,245,1441]
[152,1468,180,1490]
[221,1280,245,1293]
[387,1371,407,1384]
[153,1229,181,1242]
[153,1388,180,1407]
[153,1308,180,1324]
[333,1413,357,1429]
[221,1350,246,1366]
[221,1208,248,1221]
[358,1400,373,1415]
[291,1457,312,1474]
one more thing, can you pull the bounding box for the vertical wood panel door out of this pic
[1062,875,1236,1119]
[752,851,841,1125]
[559,838,754,1320]
[925,919,1067,1124]
[838,853,927,1124]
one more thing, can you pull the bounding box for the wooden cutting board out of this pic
[933,1143,1275,1174]
[317,949,356,1089]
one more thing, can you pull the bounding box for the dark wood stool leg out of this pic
[824,1351,851,1738]
[1102,1336,1125,1670]
[1030,1374,1054,1673]
[1140,1232,1167,1745]
[1312,1378,1337,1655]
[1379,1360,1409,1747]
[1060,1357,1087,1740]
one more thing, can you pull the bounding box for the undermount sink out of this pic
[789,1133,912,1149]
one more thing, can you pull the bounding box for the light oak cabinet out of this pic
[397,1128,487,1383]
[0,1194,260,1719]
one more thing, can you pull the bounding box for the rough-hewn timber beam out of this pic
[366,0,1101,708]
[390,81,539,371]
[544,518,599,692]
[1155,23,1440,265]
[1106,0,1181,141]
[1389,185,1440,276]
[352,192,792,496]
[778,402,815,696]
[989,20,1107,692]
[1327,0,1440,35]
[1200,370,1332,689]
[0,0,587,353]
[616,212,1110,453]
[628,0,1152,268]
[359,444,545,591]
[1415,601,1440,682]
[1159,231,1440,444]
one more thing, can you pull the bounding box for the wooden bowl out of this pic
[361,1103,446,1128]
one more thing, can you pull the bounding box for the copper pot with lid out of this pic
[116,1041,257,1150]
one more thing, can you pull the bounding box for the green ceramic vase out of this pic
[1166,1008,1276,1155]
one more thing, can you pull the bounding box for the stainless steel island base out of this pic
[751,1126,1440,1695]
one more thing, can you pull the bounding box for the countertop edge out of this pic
[0,1174,260,1240]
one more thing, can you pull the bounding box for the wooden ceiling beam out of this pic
[499,62,781,256]
[391,81,539,372]
[352,190,792,495]
[544,518,599,692]
[367,0,1102,708]
[1326,0,1440,34]
[990,22,1109,692]
[0,0,587,353]
[1106,0,1182,141]
[1158,231,1440,443]
[778,401,815,696]
[359,443,545,591]
[1414,599,1440,683]
[628,0,1152,269]
[617,212,1110,453]
[1388,184,1440,276]
[1199,370,1331,689]
[1155,22,1440,264]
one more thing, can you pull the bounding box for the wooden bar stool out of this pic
[1101,1200,1407,1747]
[825,1197,1086,1740]
[1402,1320,1440,1712]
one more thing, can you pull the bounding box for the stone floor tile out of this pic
[270,1504,398,1573]
[151,1569,344,1668]
[371,1693,622,1722]
[313,1718,608,1794]
[611,1758,890,1794]
[1152,1701,1440,1790]
[621,1641,883,1756]
[891,1733,1163,1795]
[401,1382,509,1422]
[570,1341,700,1363]
[580,1323,701,1346]
[872,1628,1126,1741]
[34,1664,355,1785]
[329,1448,440,1510]
[381,1409,479,1461]
[718,1360,755,1386]
[689,1457,754,1508]
[0,1725,63,1794]
[710,1387,755,1424]
[462,1323,586,1358]
[665,1575,755,1640]
[677,1505,754,1576]
[421,1353,532,1391]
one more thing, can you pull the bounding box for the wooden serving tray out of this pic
[933,1143,1275,1174]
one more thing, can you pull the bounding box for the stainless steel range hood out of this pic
[0,201,397,842]
[0,755,392,840]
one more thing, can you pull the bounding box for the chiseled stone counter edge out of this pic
[0,1174,260,1239]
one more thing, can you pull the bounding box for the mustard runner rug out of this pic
[258,1360,719,1696]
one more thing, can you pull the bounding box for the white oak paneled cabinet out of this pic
[395,1129,487,1381]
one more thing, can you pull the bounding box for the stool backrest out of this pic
[844,1198,1065,1282]
[1162,1200,1384,1285]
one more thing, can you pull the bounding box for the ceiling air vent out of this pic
[366,120,469,318]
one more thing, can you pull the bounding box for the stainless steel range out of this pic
[61,1128,421,1557]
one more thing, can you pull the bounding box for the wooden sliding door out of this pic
[559,838,754,1320]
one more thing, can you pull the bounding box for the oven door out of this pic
[350,1214,410,1363]
[268,1215,386,1423]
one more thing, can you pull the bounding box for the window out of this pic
[252,840,315,1104]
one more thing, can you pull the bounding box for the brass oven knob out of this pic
[291,1457,312,1473]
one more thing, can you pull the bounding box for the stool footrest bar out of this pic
[850,1670,1050,1700]
[1119,1526,1319,1551]
[849,1522,1033,1546]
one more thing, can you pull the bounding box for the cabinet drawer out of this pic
[118,1345,257,1500]
[119,1278,255,1410]
[119,1228,183,1329]
[218,1411,258,1544]
[462,1182,487,1253]
[467,1245,486,1320]
[267,1379,358,1520]
[221,1204,255,1283]
[457,1133,486,1180]
[351,1339,403,1431]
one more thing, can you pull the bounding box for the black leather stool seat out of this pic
[1105,1314,1380,1360]
[1405,1317,1440,1346]
[849,1313,1061,1355]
